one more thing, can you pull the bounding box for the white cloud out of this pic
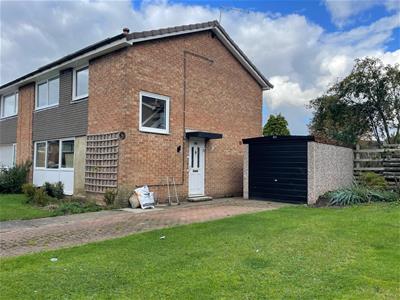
[323,0,400,28]
[0,0,399,135]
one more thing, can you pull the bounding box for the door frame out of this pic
[188,138,205,196]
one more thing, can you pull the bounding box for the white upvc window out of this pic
[73,65,89,101]
[34,139,75,170]
[139,91,170,135]
[0,92,18,118]
[36,76,60,110]
[0,144,16,169]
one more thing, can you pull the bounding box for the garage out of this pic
[243,136,354,204]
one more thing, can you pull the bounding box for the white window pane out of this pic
[48,77,59,105]
[61,140,74,168]
[2,94,16,117]
[47,140,59,169]
[38,82,48,107]
[141,96,166,129]
[76,67,88,97]
[35,142,46,168]
[0,145,14,168]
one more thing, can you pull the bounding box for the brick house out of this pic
[0,21,272,201]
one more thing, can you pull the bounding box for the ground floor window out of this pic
[34,139,74,169]
[0,143,16,169]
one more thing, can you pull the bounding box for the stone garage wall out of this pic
[243,144,249,199]
[308,142,354,204]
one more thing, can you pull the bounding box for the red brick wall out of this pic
[16,84,34,172]
[88,31,263,201]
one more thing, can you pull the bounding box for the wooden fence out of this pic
[354,144,400,188]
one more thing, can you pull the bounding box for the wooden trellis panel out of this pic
[85,132,120,193]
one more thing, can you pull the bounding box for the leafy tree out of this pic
[309,95,368,145]
[263,114,290,136]
[309,57,400,145]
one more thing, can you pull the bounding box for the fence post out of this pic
[355,144,360,169]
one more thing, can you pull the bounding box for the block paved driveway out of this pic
[0,198,287,257]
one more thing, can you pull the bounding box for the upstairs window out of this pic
[1,92,18,118]
[36,76,59,110]
[73,66,89,100]
[139,91,170,134]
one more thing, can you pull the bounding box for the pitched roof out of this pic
[0,20,272,92]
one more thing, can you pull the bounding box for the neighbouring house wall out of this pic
[88,31,263,201]
[73,136,87,196]
[307,142,354,204]
[32,69,88,141]
[243,144,249,199]
[16,84,34,168]
[0,117,17,144]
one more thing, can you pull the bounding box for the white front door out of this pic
[188,138,205,196]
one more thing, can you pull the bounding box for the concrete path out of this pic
[0,198,287,257]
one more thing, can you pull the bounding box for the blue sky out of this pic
[1,0,399,134]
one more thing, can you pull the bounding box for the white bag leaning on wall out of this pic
[133,186,155,209]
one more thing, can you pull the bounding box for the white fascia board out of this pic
[0,39,130,95]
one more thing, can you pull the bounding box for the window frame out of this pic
[72,65,89,101]
[139,91,170,135]
[12,144,16,167]
[0,91,18,119]
[35,75,60,110]
[34,138,75,170]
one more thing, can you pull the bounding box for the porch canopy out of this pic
[185,130,223,140]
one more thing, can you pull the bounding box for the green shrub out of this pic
[0,161,31,193]
[327,184,400,206]
[369,190,400,202]
[32,188,52,206]
[53,201,102,215]
[44,181,64,199]
[328,185,370,206]
[358,172,388,189]
[104,189,117,206]
[22,183,37,203]
[114,186,133,208]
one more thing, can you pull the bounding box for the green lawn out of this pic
[1,203,399,299]
[0,194,54,221]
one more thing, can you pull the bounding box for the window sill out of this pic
[70,96,88,104]
[139,128,170,135]
[0,115,18,121]
[35,104,59,112]
[72,94,89,102]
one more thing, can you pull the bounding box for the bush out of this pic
[0,161,31,193]
[44,181,64,199]
[327,185,370,206]
[114,186,133,208]
[369,190,400,202]
[32,187,52,206]
[104,189,117,206]
[327,184,400,206]
[53,201,102,215]
[22,183,36,203]
[358,172,388,189]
